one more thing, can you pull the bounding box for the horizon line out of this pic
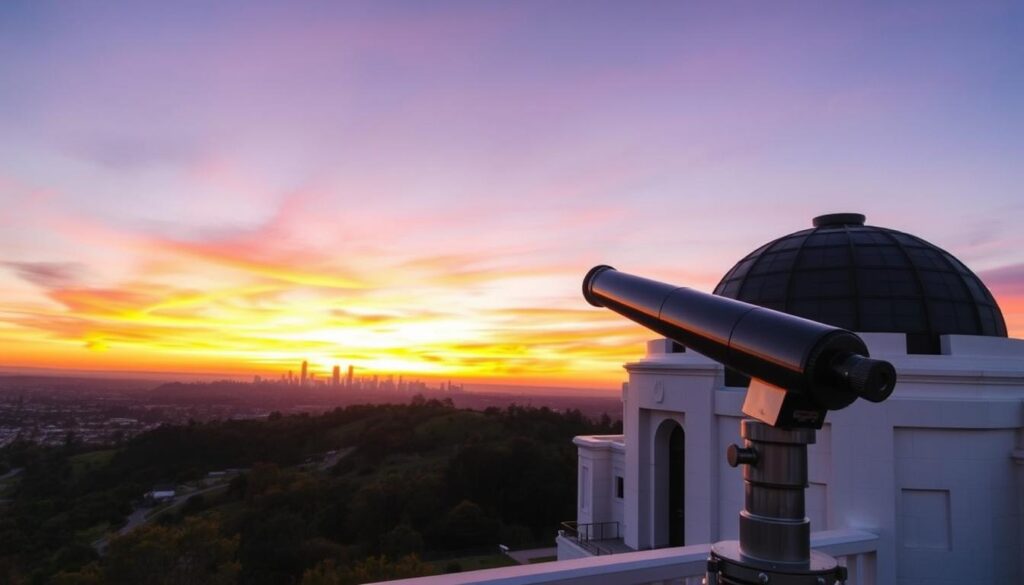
[0,363,621,394]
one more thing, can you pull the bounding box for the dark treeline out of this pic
[0,397,620,584]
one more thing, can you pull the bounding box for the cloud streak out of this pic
[3,261,83,289]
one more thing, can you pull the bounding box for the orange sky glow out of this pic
[1,3,1022,390]
[2,194,1021,389]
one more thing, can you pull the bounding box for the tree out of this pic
[301,555,434,585]
[442,501,499,550]
[346,554,434,583]
[299,560,344,585]
[50,563,103,585]
[238,509,308,582]
[104,516,239,585]
[381,524,424,558]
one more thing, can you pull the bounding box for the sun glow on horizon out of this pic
[0,224,658,387]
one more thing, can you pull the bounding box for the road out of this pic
[93,482,229,552]
[0,467,23,481]
[92,448,352,552]
[318,446,355,471]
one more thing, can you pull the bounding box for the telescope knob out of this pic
[831,353,897,403]
[727,444,758,467]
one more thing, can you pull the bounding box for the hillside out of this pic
[0,397,620,584]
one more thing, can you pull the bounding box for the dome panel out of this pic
[853,246,910,268]
[772,233,809,250]
[713,214,1008,344]
[727,257,757,282]
[856,268,919,298]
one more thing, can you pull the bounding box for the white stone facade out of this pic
[568,333,1024,585]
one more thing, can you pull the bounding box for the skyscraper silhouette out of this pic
[332,365,340,387]
[301,360,308,387]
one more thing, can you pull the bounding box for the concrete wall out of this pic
[624,349,720,549]
[574,435,625,537]
[574,332,1024,584]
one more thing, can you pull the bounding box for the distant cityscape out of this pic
[0,361,616,449]
[268,360,465,394]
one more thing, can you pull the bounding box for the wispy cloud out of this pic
[70,135,198,171]
[2,261,83,289]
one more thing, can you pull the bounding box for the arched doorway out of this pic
[668,424,685,546]
[653,418,685,547]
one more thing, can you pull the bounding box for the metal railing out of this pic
[559,521,620,555]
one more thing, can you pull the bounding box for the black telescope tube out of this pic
[583,265,895,410]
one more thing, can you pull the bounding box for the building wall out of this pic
[573,333,1024,584]
[611,456,625,532]
[623,349,720,549]
[574,436,625,537]
[575,386,629,533]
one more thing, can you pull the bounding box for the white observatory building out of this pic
[561,214,1024,585]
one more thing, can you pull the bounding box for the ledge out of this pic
[372,530,878,585]
[573,435,625,453]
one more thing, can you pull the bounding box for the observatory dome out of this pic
[713,213,1007,353]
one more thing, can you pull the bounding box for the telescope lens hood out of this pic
[583,265,616,307]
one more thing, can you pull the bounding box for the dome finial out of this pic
[813,213,865,228]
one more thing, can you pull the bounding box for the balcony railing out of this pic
[559,521,620,555]
[371,529,878,585]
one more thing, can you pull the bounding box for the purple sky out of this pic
[1,1,1022,384]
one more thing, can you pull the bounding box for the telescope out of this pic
[582,265,895,428]
[583,265,897,585]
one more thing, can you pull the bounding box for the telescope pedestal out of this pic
[706,420,847,585]
[707,543,841,585]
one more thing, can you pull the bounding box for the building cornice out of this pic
[624,360,720,377]
[574,434,626,453]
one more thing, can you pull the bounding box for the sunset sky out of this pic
[1,1,1022,388]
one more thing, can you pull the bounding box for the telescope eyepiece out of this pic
[830,353,896,403]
